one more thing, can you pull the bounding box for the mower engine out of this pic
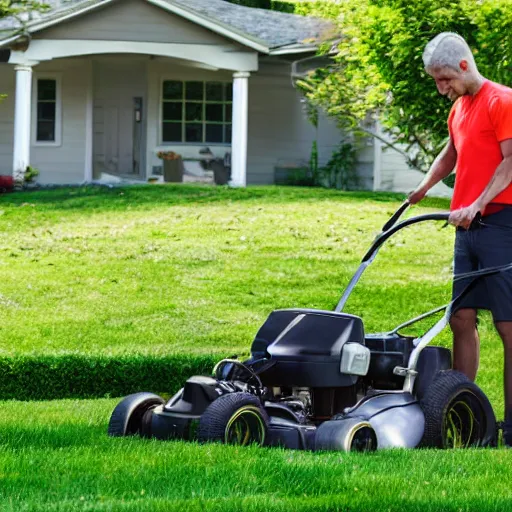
[127,308,371,448]
[245,308,371,447]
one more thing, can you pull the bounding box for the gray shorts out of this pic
[453,207,512,322]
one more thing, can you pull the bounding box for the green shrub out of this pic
[293,0,343,18]
[0,354,219,400]
[224,0,271,8]
[321,141,358,190]
[270,0,297,13]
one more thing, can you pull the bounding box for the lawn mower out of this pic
[108,202,504,451]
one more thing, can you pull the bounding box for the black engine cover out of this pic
[252,309,365,388]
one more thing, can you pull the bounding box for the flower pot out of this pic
[163,157,184,183]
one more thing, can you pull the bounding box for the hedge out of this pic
[225,0,271,8]
[0,354,220,401]
[270,0,297,13]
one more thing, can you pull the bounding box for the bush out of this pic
[293,0,343,18]
[0,354,219,400]
[321,141,358,190]
[270,0,297,13]
[224,0,271,8]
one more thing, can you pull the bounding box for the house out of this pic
[0,0,452,196]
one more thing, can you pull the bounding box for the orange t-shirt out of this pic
[449,80,512,212]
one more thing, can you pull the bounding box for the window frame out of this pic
[160,79,232,146]
[32,73,62,147]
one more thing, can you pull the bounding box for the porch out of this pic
[5,38,255,185]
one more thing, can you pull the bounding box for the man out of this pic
[408,32,512,445]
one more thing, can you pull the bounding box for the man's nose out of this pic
[436,82,447,95]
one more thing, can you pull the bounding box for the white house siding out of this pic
[0,59,89,183]
[245,60,343,185]
[31,59,89,184]
[352,141,375,191]
[0,64,15,175]
[146,58,345,184]
[379,144,412,191]
[379,142,453,198]
[33,0,240,47]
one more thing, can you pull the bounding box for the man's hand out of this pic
[408,186,427,205]
[448,203,482,229]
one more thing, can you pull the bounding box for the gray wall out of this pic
[0,55,373,188]
[34,0,238,46]
[0,59,88,184]
[379,140,412,192]
[31,59,88,183]
[0,64,15,175]
[246,59,344,185]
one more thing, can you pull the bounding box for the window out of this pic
[33,76,61,146]
[162,81,232,144]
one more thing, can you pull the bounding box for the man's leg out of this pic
[449,308,479,380]
[494,321,512,444]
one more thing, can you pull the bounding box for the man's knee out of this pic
[449,308,477,332]
[494,321,512,346]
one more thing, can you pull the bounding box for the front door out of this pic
[93,59,146,178]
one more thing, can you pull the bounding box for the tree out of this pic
[0,0,48,21]
[296,0,512,172]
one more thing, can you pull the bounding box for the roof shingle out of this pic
[0,0,334,50]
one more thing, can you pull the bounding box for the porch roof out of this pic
[0,0,335,54]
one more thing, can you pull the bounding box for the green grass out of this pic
[0,185,454,357]
[0,185,505,408]
[1,398,512,512]
[0,185,511,511]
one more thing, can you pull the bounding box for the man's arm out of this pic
[408,139,457,204]
[449,138,512,228]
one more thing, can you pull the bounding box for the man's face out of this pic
[427,66,468,101]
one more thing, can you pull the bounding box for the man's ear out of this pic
[460,60,469,72]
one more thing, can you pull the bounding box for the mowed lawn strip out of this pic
[0,398,511,512]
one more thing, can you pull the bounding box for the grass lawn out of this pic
[0,185,510,511]
[1,398,512,512]
[0,185,504,405]
[0,185,456,358]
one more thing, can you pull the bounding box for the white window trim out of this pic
[159,77,232,147]
[32,73,62,147]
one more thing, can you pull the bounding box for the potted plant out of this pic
[157,150,184,183]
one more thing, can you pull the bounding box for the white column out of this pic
[230,71,250,187]
[373,120,383,191]
[84,60,94,182]
[12,64,33,184]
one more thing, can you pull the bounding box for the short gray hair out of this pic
[422,32,475,71]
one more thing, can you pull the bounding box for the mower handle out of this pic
[362,211,450,262]
[335,210,450,313]
[381,201,410,232]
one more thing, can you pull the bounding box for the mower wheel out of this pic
[107,392,165,437]
[315,418,377,452]
[420,370,496,448]
[197,392,269,446]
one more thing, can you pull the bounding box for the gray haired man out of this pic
[409,32,512,445]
